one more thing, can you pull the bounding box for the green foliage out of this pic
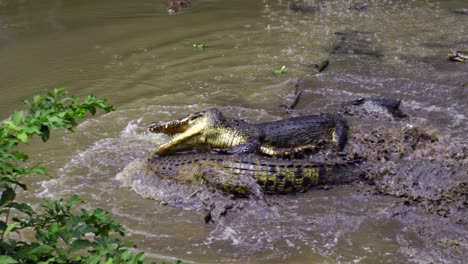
[0,89,180,263]
[3,195,147,263]
[1,87,114,146]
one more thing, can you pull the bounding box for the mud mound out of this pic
[346,124,467,223]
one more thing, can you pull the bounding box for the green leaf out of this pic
[86,253,102,264]
[58,230,72,245]
[69,239,93,253]
[10,151,29,162]
[37,257,58,264]
[47,222,60,234]
[89,106,96,115]
[24,126,41,135]
[0,187,16,206]
[0,175,27,190]
[0,162,16,172]
[54,87,66,96]
[58,97,74,104]
[3,222,19,237]
[33,95,45,104]
[120,250,132,260]
[11,111,24,125]
[132,252,145,263]
[18,244,54,258]
[104,105,115,113]
[40,125,50,142]
[16,132,28,143]
[72,224,98,238]
[9,202,34,215]
[47,116,63,125]
[66,195,84,208]
[3,120,20,131]
[0,255,18,264]
[0,220,6,232]
[32,166,48,176]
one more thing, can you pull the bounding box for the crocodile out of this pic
[147,153,357,197]
[149,108,348,157]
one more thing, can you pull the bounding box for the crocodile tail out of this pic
[334,115,349,151]
[317,158,360,186]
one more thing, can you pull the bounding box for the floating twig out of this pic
[313,59,329,72]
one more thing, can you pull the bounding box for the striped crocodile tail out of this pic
[148,153,361,197]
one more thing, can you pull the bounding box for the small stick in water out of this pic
[313,59,329,72]
[288,90,303,110]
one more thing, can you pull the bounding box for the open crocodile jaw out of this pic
[149,111,212,155]
[148,111,205,135]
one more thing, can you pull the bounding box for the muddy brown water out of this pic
[1,0,467,263]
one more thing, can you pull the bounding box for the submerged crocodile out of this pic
[341,97,407,118]
[149,108,348,157]
[148,153,357,196]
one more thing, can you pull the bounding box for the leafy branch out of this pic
[0,88,176,263]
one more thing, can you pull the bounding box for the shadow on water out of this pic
[1,0,467,263]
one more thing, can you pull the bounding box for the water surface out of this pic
[1,0,467,263]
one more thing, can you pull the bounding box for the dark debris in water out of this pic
[312,59,330,73]
[288,2,322,13]
[349,3,371,11]
[449,8,468,15]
